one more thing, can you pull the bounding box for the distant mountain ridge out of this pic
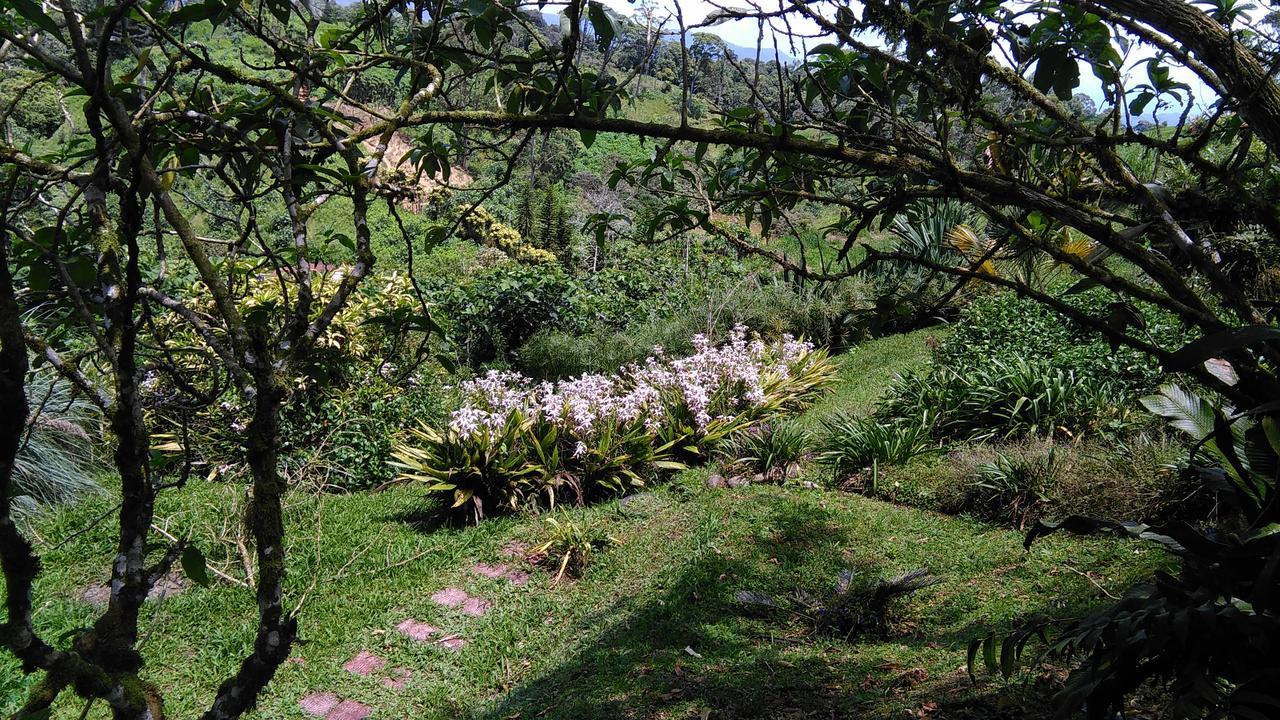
[540,12,793,63]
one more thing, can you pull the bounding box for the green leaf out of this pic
[1129,90,1155,116]
[587,1,618,51]
[1032,44,1068,96]
[1140,384,1215,440]
[181,544,211,587]
[966,636,984,682]
[170,0,224,25]
[8,0,63,40]
[981,634,998,673]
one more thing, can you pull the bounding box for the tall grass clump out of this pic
[816,412,938,482]
[12,369,102,514]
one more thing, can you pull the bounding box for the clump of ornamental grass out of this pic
[391,327,836,522]
[724,420,811,483]
[11,369,102,515]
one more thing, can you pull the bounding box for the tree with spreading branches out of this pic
[3,0,1280,717]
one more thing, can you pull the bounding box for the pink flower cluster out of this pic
[447,326,814,442]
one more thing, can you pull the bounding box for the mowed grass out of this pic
[800,327,944,427]
[2,329,1159,718]
[3,478,1154,719]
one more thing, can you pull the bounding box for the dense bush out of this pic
[147,269,435,489]
[880,357,1139,441]
[935,288,1187,395]
[433,261,579,365]
[281,374,446,491]
[391,330,836,522]
[873,288,1183,441]
[516,272,873,379]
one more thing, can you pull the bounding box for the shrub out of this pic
[281,377,446,491]
[392,329,836,521]
[968,446,1060,528]
[434,260,579,364]
[528,514,619,581]
[391,412,549,524]
[935,289,1187,396]
[863,200,979,322]
[816,412,938,482]
[880,357,1140,441]
[979,386,1280,719]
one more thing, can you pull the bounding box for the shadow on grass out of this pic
[472,492,1122,720]
[471,500,921,719]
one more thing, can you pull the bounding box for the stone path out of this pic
[297,552,533,718]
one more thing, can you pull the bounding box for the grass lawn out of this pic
[2,330,1160,719]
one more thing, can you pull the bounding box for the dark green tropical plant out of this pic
[968,446,1060,529]
[726,420,811,482]
[816,411,938,480]
[390,415,550,523]
[971,367,1280,719]
[736,567,941,640]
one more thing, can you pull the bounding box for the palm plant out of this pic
[736,567,941,640]
[11,369,102,515]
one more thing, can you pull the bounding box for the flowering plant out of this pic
[391,327,835,522]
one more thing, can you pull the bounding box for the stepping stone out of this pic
[326,700,372,720]
[460,596,491,617]
[431,587,468,608]
[473,562,507,579]
[473,562,530,587]
[437,634,466,651]
[299,692,340,716]
[380,666,413,690]
[396,618,439,642]
[499,541,530,559]
[343,651,385,677]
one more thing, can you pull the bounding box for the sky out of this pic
[579,0,1220,117]
[329,0,1221,117]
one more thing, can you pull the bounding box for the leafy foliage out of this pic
[391,413,549,524]
[881,357,1138,441]
[393,333,835,522]
[528,513,620,581]
[724,421,810,483]
[974,382,1280,718]
[816,412,938,479]
[967,446,1060,529]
